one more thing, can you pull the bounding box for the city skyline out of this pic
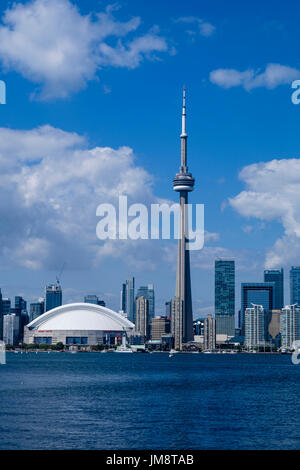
[0,0,300,318]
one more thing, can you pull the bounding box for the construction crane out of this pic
[56,262,66,286]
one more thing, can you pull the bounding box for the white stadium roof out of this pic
[27,303,134,332]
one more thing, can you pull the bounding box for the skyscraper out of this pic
[84,295,106,306]
[172,88,195,350]
[135,296,149,339]
[290,266,300,305]
[45,282,62,312]
[204,315,216,351]
[120,283,126,312]
[3,313,19,346]
[281,304,300,349]
[264,269,284,310]
[215,259,235,336]
[151,316,170,341]
[121,277,135,323]
[245,304,265,349]
[241,282,275,335]
[30,300,45,322]
[136,284,155,320]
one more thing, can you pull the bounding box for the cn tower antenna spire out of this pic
[172,87,195,350]
[181,86,187,138]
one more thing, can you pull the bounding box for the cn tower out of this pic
[172,88,195,350]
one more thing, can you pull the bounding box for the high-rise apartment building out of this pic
[136,284,155,320]
[264,269,284,310]
[204,314,216,351]
[244,304,265,349]
[3,313,20,346]
[281,304,300,349]
[151,316,170,341]
[135,296,149,339]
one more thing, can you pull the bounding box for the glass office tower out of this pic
[264,269,284,310]
[45,282,62,312]
[290,266,300,305]
[215,259,235,336]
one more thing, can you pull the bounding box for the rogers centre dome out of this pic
[24,303,135,347]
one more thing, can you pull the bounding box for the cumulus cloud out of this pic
[175,16,216,37]
[0,124,162,270]
[0,0,169,99]
[210,63,300,90]
[229,158,300,268]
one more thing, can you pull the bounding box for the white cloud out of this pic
[229,158,300,268]
[210,63,300,90]
[0,124,164,270]
[98,32,168,69]
[175,16,216,37]
[0,0,169,99]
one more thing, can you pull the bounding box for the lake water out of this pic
[0,352,299,450]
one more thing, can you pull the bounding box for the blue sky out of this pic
[0,0,300,316]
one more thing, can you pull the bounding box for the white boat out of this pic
[115,334,133,353]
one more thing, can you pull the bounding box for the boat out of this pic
[115,334,133,353]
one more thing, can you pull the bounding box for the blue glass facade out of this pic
[136,284,155,320]
[264,269,284,309]
[215,260,235,335]
[241,283,275,335]
[290,266,300,305]
[45,283,62,312]
[30,301,45,322]
[215,260,235,316]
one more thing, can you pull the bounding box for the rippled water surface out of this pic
[0,352,299,449]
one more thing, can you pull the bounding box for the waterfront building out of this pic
[204,315,216,351]
[165,300,172,317]
[280,304,300,349]
[265,309,282,347]
[172,88,195,350]
[264,269,284,310]
[24,303,134,347]
[151,316,170,341]
[29,301,45,322]
[120,283,126,312]
[121,277,135,324]
[135,296,149,339]
[241,283,275,335]
[244,304,265,349]
[2,298,11,316]
[136,284,155,321]
[215,259,235,335]
[290,267,300,305]
[193,318,204,336]
[3,313,19,345]
[45,282,62,312]
[171,297,183,350]
[84,295,105,307]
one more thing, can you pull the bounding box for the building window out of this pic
[34,337,52,344]
[66,337,88,345]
